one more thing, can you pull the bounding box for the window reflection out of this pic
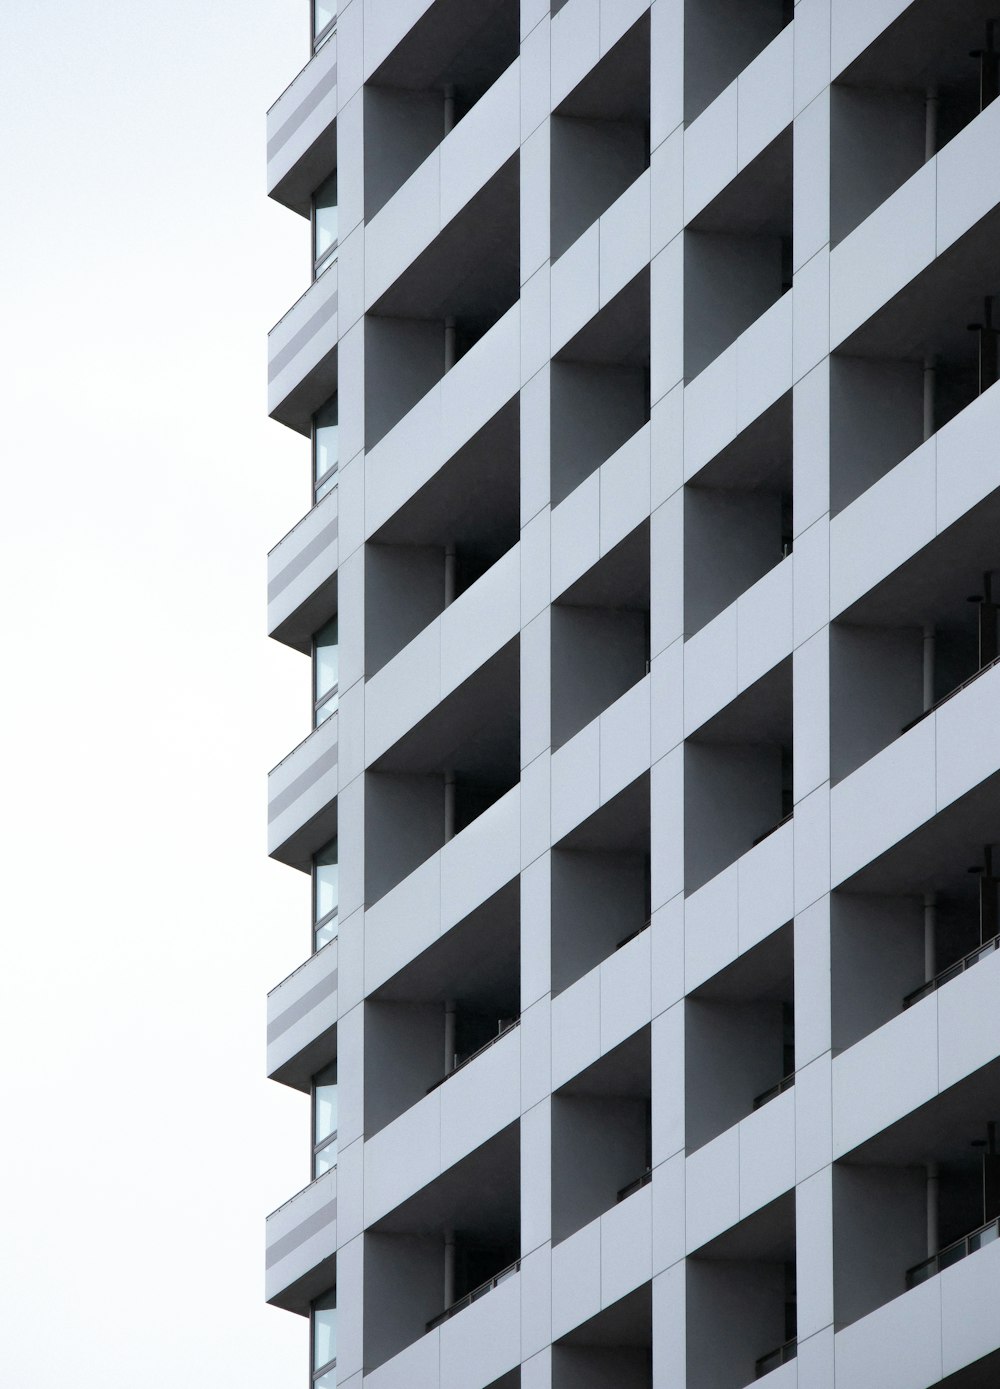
[313,393,338,504]
[312,1,337,51]
[313,1060,338,1177]
[312,1287,337,1384]
[314,837,338,949]
[313,614,338,725]
[313,169,338,277]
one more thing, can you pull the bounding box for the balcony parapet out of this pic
[268,712,338,869]
[268,485,339,652]
[265,1166,337,1313]
[267,32,338,214]
[268,261,338,435]
[267,938,338,1091]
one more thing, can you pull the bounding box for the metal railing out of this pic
[426,1259,520,1330]
[756,1338,797,1378]
[616,919,652,951]
[906,1216,1000,1288]
[902,653,1000,735]
[903,931,1000,1008]
[426,1018,520,1094]
[617,1168,653,1203]
[752,810,794,848]
[753,1073,796,1111]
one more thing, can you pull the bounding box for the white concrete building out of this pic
[262,1,1000,1385]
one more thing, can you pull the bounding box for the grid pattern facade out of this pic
[263,2,1000,1387]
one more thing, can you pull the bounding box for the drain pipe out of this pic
[968,298,998,396]
[923,892,937,983]
[982,846,998,944]
[444,999,456,1076]
[926,1163,940,1258]
[443,83,456,136]
[972,22,1000,113]
[922,357,936,441]
[444,771,456,842]
[444,1226,456,1308]
[444,315,457,372]
[444,543,457,607]
[922,624,936,711]
[924,88,939,162]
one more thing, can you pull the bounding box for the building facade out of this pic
[262,1,1000,1386]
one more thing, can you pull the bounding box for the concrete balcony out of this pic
[364,1022,521,1228]
[268,260,338,435]
[364,58,520,312]
[267,33,338,215]
[834,1234,1000,1389]
[265,1166,338,1314]
[363,1263,521,1389]
[267,485,339,653]
[267,938,338,1091]
[268,713,338,870]
[831,660,1000,888]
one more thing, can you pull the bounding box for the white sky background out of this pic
[0,3,324,1383]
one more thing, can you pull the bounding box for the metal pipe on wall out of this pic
[923,892,937,982]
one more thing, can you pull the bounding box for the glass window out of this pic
[313,170,338,277]
[313,394,338,503]
[312,1,337,49]
[314,615,338,724]
[313,1060,338,1177]
[314,837,338,949]
[312,1287,337,1383]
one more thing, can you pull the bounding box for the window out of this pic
[313,615,339,724]
[312,169,338,278]
[313,394,338,503]
[312,1,336,54]
[314,837,338,949]
[311,1287,337,1387]
[312,1060,338,1177]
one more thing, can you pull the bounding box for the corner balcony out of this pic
[267,31,338,215]
[265,1166,337,1314]
[267,484,338,652]
[268,713,338,870]
[268,261,338,435]
[267,939,338,1090]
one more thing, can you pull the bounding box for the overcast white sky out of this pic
[0,3,324,1383]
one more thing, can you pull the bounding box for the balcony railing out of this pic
[902,652,1000,735]
[752,810,794,848]
[426,1259,520,1331]
[903,931,1000,1008]
[426,1017,520,1094]
[617,1167,653,1203]
[616,918,652,951]
[756,1338,797,1378]
[906,1216,1000,1288]
[753,1073,795,1111]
